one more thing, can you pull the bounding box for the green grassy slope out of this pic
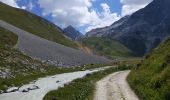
[0,27,18,47]
[0,2,77,48]
[81,37,133,58]
[128,37,170,100]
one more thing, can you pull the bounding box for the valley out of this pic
[0,0,170,100]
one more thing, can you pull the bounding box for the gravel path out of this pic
[94,70,139,100]
[0,20,109,66]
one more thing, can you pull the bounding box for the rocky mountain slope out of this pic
[0,20,109,66]
[63,25,84,40]
[86,15,130,37]
[87,0,170,56]
[128,37,170,100]
[0,2,77,48]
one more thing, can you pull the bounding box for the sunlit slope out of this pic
[0,2,77,48]
[81,37,133,59]
[128,37,170,100]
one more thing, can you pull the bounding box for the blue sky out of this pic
[1,0,152,34]
[92,0,122,15]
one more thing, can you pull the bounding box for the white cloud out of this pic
[0,0,34,11]
[120,0,153,16]
[121,4,146,16]
[38,0,92,27]
[85,3,120,32]
[38,0,120,33]
[27,1,34,10]
[0,0,20,8]
[21,6,26,9]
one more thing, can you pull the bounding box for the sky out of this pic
[0,0,153,34]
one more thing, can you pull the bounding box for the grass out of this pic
[0,27,113,91]
[0,27,18,47]
[43,65,132,100]
[0,2,77,48]
[127,37,170,100]
[80,37,134,59]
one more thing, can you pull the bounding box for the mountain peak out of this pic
[66,25,74,29]
[63,25,84,40]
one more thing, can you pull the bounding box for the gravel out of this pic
[94,70,139,100]
[0,20,110,66]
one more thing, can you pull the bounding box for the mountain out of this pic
[63,25,84,40]
[86,15,130,37]
[80,37,133,59]
[0,2,77,48]
[87,0,170,56]
[128,37,170,100]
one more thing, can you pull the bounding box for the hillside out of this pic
[128,37,170,100]
[0,27,111,93]
[0,2,77,48]
[87,0,170,56]
[0,20,109,66]
[80,37,133,59]
[0,27,59,91]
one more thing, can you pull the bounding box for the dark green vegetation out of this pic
[0,27,113,91]
[0,2,77,48]
[43,65,131,100]
[81,37,133,59]
[128,37,170,100]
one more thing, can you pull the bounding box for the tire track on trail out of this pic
[94,70,139,100]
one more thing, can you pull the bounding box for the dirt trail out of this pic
[94,70,139,100]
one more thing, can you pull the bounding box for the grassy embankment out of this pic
[128,37,170,100]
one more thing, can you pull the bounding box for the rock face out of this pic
[87,0,170,56]
[86,15,130,38]
[63,25,84,40]
[0,20,109,67]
